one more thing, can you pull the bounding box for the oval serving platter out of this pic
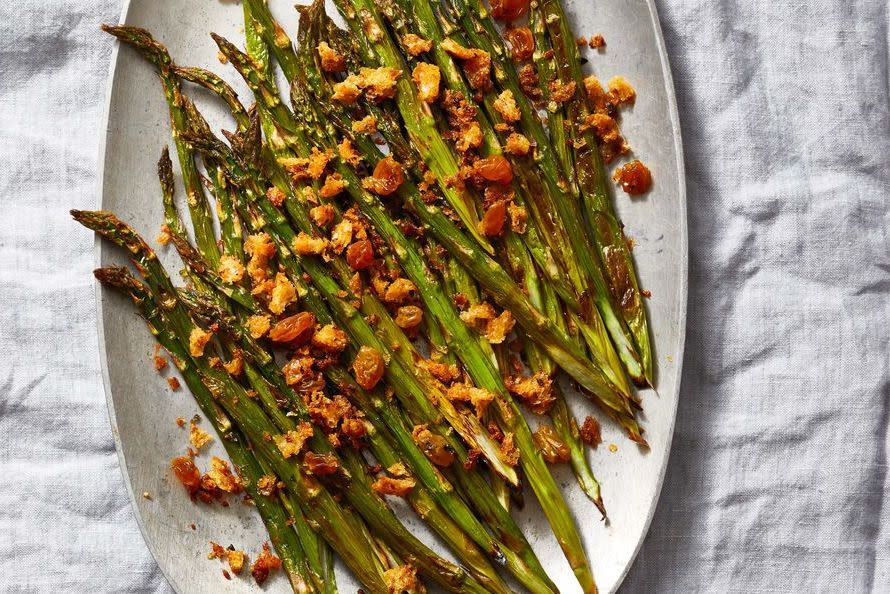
[96,0,686,592]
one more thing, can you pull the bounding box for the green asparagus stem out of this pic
[539,0,655,386]
[101,25,220,268]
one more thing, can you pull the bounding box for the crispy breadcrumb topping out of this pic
[251,543,282,585]
[446,383,495,418]
[505,132,531,156]
[384,563,419,593]
[189,419,213,450]
[441,39,491,90]
[309,204,336,228]
[269,273,296,315]
[500,432,520,466]
[317,41,346,72]
[402,33,433,56]
[493,90,521,122]
[580,416,602,447]
[412,62,441,103]
[189,327,213,358]
[311,324,349,353]
[217,255,245,284]
[506,371,555,414]
[274,422,314,459]
[352,114,378,134]
[320,173,348,198]
[292,232,329,256]
[337,138,363,168]
[246,314,271,339]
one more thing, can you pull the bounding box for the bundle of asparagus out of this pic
[80,0,653,591]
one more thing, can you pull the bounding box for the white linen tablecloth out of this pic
[1,0,887,592]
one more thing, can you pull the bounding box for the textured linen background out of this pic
[1,0,887,592]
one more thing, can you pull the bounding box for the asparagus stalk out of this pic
[288,22,598,592]
[79,210,498,594]
[93,266,368,594]
[101,25,220,268]
[538,0,655,385]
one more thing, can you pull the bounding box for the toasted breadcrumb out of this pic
[580,416,602,447]
[484,310,515,344]
[359,67,401,102]
[274,422,314,459]
[460,303,496,328]
[332,74,363,103]
[256,475,278,497]
[493,90,521,122]
[456,121,483,153]
[589,34,606,49]
[549,79,577,103]
[505,132,531,156]
[508,202,527,233]
[607,75,636,106]
[352,114,378,134]
[156,224,171,245]
[292,232,329,256]
[384,564,419,593]
[329,219,354,255]
[441,39,491,90]
[167,377,181,391]
[226,549,246,575]
[153,345,168,372]
[189,419,213,451]
[447,383,495,418]
[506,371,555,414]
[266,186,286,207]
[246,314,271,339]
[217,255,245,284]
[309,204,336,228]
[222,355,243,377]
[317,41,346,72]
[176,417,186,428]
[269,273,296,315]
[307,147,334,180]
[312,324,349,353]
[337,138,363,168]
[244,233,276,282]
[403,33,433,56]
[500,432,520,465]
[419,359,460,383]
[251,543,282,585]
[383,278,417,304]
[189,328,213,358]
[207,457,243,493]
[372,475,416,497]
[582,75,610,112]
[320,173,348,198]
[412,62,441,103]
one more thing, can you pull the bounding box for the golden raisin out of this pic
[612,160,652,195]
[479,200,507,237]
[268,312,316,344]
[346,239,375,270]
[304,451,340,476]
[171,456,202,492]
[490,0,529,21]
[362,156,405,196]
[394,305,424,329]
[474,156,514,185]
[504,27,534,61]
[352,346,385,390]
